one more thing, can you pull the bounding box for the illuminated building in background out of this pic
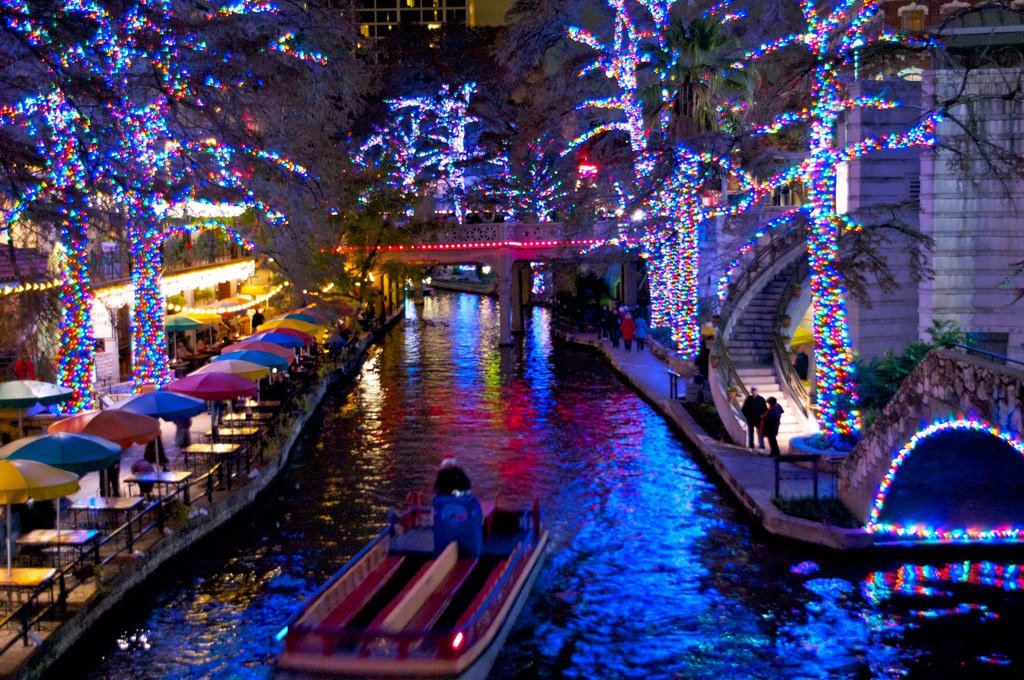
[354,0,513,38]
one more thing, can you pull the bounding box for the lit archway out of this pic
[868,418,1024,541]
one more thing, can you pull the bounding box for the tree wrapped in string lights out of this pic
[501,136,567,222]
[387,83,494,224]
[0,89,99,412]
[731,0,942,441]
[2,0,316,395]
[565,0,750,357]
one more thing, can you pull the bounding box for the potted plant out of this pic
[726,385,739,400]
[780,314,792,329]
[710,354,721,368]
[791,284,801,299]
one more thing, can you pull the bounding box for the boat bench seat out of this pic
[320,555,405,629]
[454,554,512,631]
[370,542,459,632]
[405,558,478,632]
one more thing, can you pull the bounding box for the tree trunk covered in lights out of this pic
[56,200,96,412]
[129,224,170,390]
[806,66,860,442]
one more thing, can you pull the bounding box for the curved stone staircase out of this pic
[709,229,817,449]
[725,264,811,443]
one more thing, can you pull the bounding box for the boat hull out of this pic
[276,529,548,680]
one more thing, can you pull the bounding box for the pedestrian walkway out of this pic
[560,330,870,549]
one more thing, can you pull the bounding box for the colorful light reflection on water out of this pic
[63,294,1024,679]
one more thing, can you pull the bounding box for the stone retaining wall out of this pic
[839,348,1024,523]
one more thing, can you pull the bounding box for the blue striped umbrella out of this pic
[115,390,206,421]
[213,350,289,371]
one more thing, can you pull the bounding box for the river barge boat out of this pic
[277,494,548,679]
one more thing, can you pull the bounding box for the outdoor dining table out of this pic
[241,399,281,412]
[16,529,101,567]
[182,442,242,488]
[0,567,57,609]
[70,496,145,551]
[123,470,193,504]
[203,426,262,464]
[221,412,273,425]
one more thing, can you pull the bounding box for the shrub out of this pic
[773,496,861,528]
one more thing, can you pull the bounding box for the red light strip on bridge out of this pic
[333,239,604,253]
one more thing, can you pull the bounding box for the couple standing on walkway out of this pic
[741,387,784,457]
[605,306,647,352]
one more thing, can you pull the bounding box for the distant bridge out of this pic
[345,221,634,345]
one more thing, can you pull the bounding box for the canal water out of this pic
[66,293,1024,679]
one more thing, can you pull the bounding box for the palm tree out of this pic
[642,14,753,142]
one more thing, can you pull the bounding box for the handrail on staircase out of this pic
[773,260,813,420]
[773,333,812,420]
[719,225,805,328]
[712,332,750,399]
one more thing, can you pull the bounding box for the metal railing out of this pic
[773,259,813,420]
[0,462,223,653]
[712,332,750,400]
[718,225,805,326]
[950,343,1024,369]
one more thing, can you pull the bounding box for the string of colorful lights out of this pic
[867,417,1024,542]
[386,83,491,224]
[729,0,943,441]
[2,0,312,401]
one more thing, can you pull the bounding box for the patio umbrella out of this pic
[165,314,207,331]
[214,350,289,372]
[272,313,318,325]
[183,311,222,325]
[0,432,120,475]
[49,410,161,449]
[0,380,73,434]
[258,318,325,336]
[0,460,79,575]
[222,341,294,363]
[246,331,308,349]
[166,373,259,401]
[115,390,205,421]
[191,360,269,381]
[295,306,340,322]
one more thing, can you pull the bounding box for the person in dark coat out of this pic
[740,387,768,451]
[606,310,621,348]
[251,309,265,332]
[434,454,471,496]
[762,396,785,457]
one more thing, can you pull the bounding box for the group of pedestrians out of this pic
[602,305,648,352]
[740,386,785,457]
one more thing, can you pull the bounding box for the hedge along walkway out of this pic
[557,329,872,550]
[0,312,404,680]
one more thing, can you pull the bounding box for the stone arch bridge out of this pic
[840,348,1024,537]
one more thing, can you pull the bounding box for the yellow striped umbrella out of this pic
[258,318,326,336]
[0,460,79,574]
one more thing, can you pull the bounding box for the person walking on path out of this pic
[251,308,265,333]
[762,396,785,457]
[620,313,636,352]
[606,310,621,348]
[740,386,767,451]
[634,315,647,351]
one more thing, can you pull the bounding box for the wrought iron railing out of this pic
[773,259,813,420]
